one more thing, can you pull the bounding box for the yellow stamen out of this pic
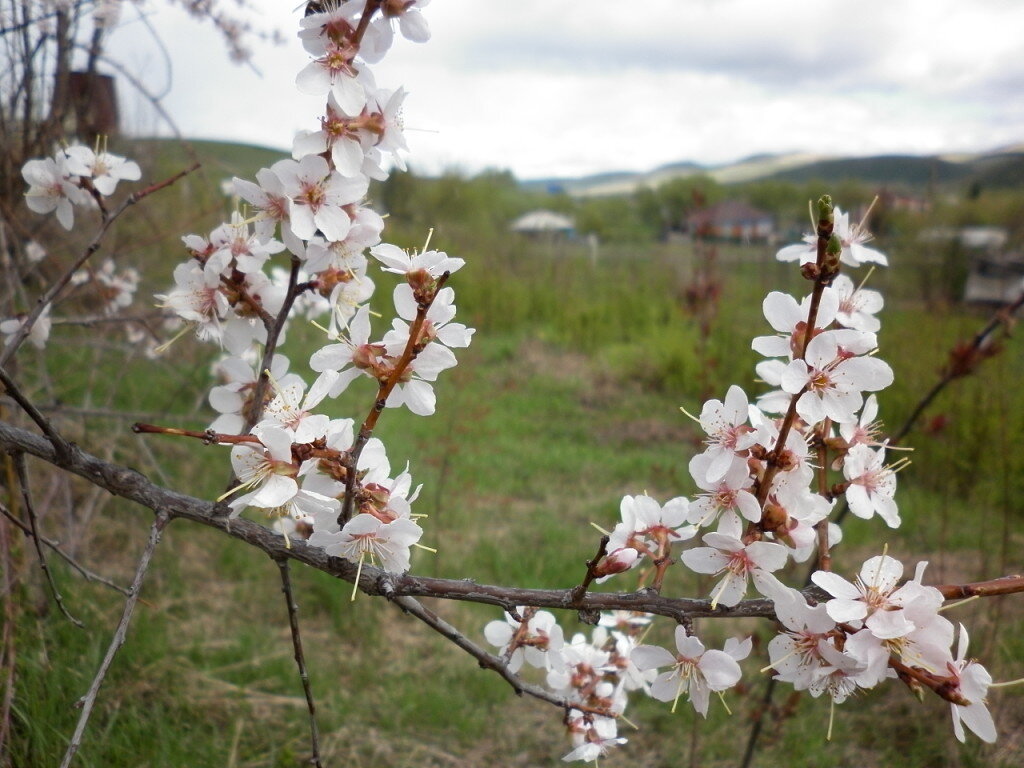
[857,196,880,232]
[152,325,190,355]
[717,691,732,715]
[856,265,876,292]
[216,483,244,503]
[990,676,1024,689]
[618,714,639,731]
[671,675,685,714]
[710,574,733,610]
[351,552,365,602]
[678,405,702,424]
[939,595,980,613]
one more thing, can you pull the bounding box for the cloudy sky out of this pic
[105,0,1024,180]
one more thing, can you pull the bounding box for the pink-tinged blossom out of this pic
[209,213,284,274]
[680,514,789,607]
[775,207,887,268]
[593,548,640,582]
[227,426,299,517]
[62,145,141,196]
[752,290,838,360]
[829,274,883,333]
[312,512,422,573]
[812,555,942,640]
[562,715,625,764]
[309,305,386,397]
[256,374,335,444]
[295,39,368,116]
[293,92,367,176]
[22,156,88,230]
[687,452,760,528]
[948,625,997,743]
[297,3,363,57]
[276,155,368,242]
[385,284,475,351]
[157,261,230,344]
[838,394,882,451]
[810,640,868,703]
[382,342,458,416]
[694,385,757,484]
[0,305,52,350]
[631,625,743,716]
[233,166,304,255]
[834,207,888,267]
[844,611,954,689]
[607,495,695,557]
[370,243,465,279]
[780,329,893,425]
[843,444,900,527]
[208,354,298,434]
[302,208,383,273]
[363,0,431,64]
[484,609,565,674]
[767,587,837,691]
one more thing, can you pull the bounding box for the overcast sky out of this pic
[105,0,1024,180]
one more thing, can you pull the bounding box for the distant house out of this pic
[921,227,1023,305]
[685,200,774,243]
[67,72,119,140]
[510,210,576,238]
[964,249,1024,305]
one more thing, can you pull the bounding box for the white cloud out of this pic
[105,0,1024,180]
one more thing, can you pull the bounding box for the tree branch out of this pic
[2,419,1019,630]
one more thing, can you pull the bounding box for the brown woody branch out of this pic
[3,419,1019,626]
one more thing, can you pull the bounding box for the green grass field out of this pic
[5,143,1024,767]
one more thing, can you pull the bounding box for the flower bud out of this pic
[816,195,834,225]
[594,548,639,577]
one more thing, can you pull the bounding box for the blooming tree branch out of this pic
[4,2,1022,764]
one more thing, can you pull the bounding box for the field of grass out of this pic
[5,145,1024,767]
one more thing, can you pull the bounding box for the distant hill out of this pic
[123,137,288,185]
[524,148,1024,197]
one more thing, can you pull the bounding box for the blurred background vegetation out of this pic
[5,137,1024,767]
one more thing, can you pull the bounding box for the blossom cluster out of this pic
[18,3,1007,764]
[7,146,142,351]
[19,1,471,577]
[22,143,140,230]
[481,203,1000,762]
[153,0,472,574]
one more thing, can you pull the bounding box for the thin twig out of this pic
[58,512,169,768]
[11,452,82,628]
[389,593,614,719]
[274,557,323,768]
[0,501,129,596]
[339,271,452,525]
[241,256,304,435]
[570,535,610,607]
